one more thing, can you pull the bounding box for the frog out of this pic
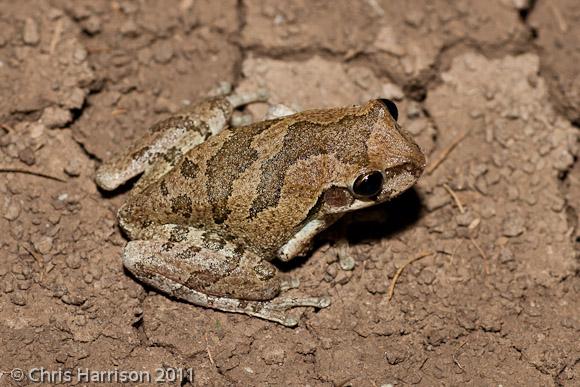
[95,86,426,327]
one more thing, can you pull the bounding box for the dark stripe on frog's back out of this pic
[248,107,376,218]
[206,119,281,224]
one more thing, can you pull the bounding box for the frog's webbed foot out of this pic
[248,296,331,327]
[174,289,330,327]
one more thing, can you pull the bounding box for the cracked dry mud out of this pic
[0,1,578,386]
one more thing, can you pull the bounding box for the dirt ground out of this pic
[0,0,578,386]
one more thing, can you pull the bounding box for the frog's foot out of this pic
[207,81,233,97]
[280,277,300,291]
[249,296,331,327]
[123,237,330,327]
[230,111,254,127]
[226,88,269,108]
[172,288,330,327]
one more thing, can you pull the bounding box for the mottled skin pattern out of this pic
[96,90,425,326]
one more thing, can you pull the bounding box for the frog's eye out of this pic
[379,98,398,121]
[352,171,384,198]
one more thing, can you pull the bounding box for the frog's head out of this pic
[317,98,426,215]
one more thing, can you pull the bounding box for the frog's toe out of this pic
[267,296,331,311]
[282,316,299,327]
[317,296,332,308]
[226,89,269,108]
[230,112,254,127]
[280,278,300,291]
[208,81,233,97]
[256,296,330,327]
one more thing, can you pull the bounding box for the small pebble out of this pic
[29,122,45,138]
[65,255,81,269]
[41,106,72,129]
[63,88,86,110]
[507,185,519,201]
[499,247,515,263]
[385,348,407,365]
[23,17,40,46]
[406,119,425,136]
[33,235,53,254]
[320,337,332,350]
[10,293,27,306]
[261,347,286,365]
[406,102,422,119]
[335,271,352,285]
[64,158,82,177]
[153,40,174,64]
[479,316,502,332]
[339,253,355,271]
[404,9,424,27]
[61,294,87,306]
[381,83,404,101]
[120,19,139,37]
[81,15,102,35]
[4,277,15,293]
[55,352,68,364]
[424,187,451,211]
[325,263,338,280]
[455,211,475,227]
[4,198,22,221]
[418,269,435,285]
[374,26,406,56]
[18,147,36,166]
[502,216,525,237]
[511,0,531,11]
[73,46,88,63]
[47,8,64,20]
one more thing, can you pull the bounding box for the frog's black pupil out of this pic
[379,98,398,121]
[353,171,383,198]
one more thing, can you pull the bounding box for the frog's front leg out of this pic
[95,89,267,192]
[124,225,330,327]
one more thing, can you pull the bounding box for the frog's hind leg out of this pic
[123,226,329,327]
[95,89,268,192]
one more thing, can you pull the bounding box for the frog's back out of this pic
[119,102,405,254]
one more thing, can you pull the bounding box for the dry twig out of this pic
[49,18,64,54]
[443,183,465,214]
[469,237,489,275]
[452,341,468,371]
[1,123,14,132]
[550,3,568,32]
[387,251,434,302]
[0,168,66,182]
[425,131,468,175]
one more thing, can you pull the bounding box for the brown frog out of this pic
[96,88,425,326]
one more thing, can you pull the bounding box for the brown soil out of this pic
[1,1,578,386]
